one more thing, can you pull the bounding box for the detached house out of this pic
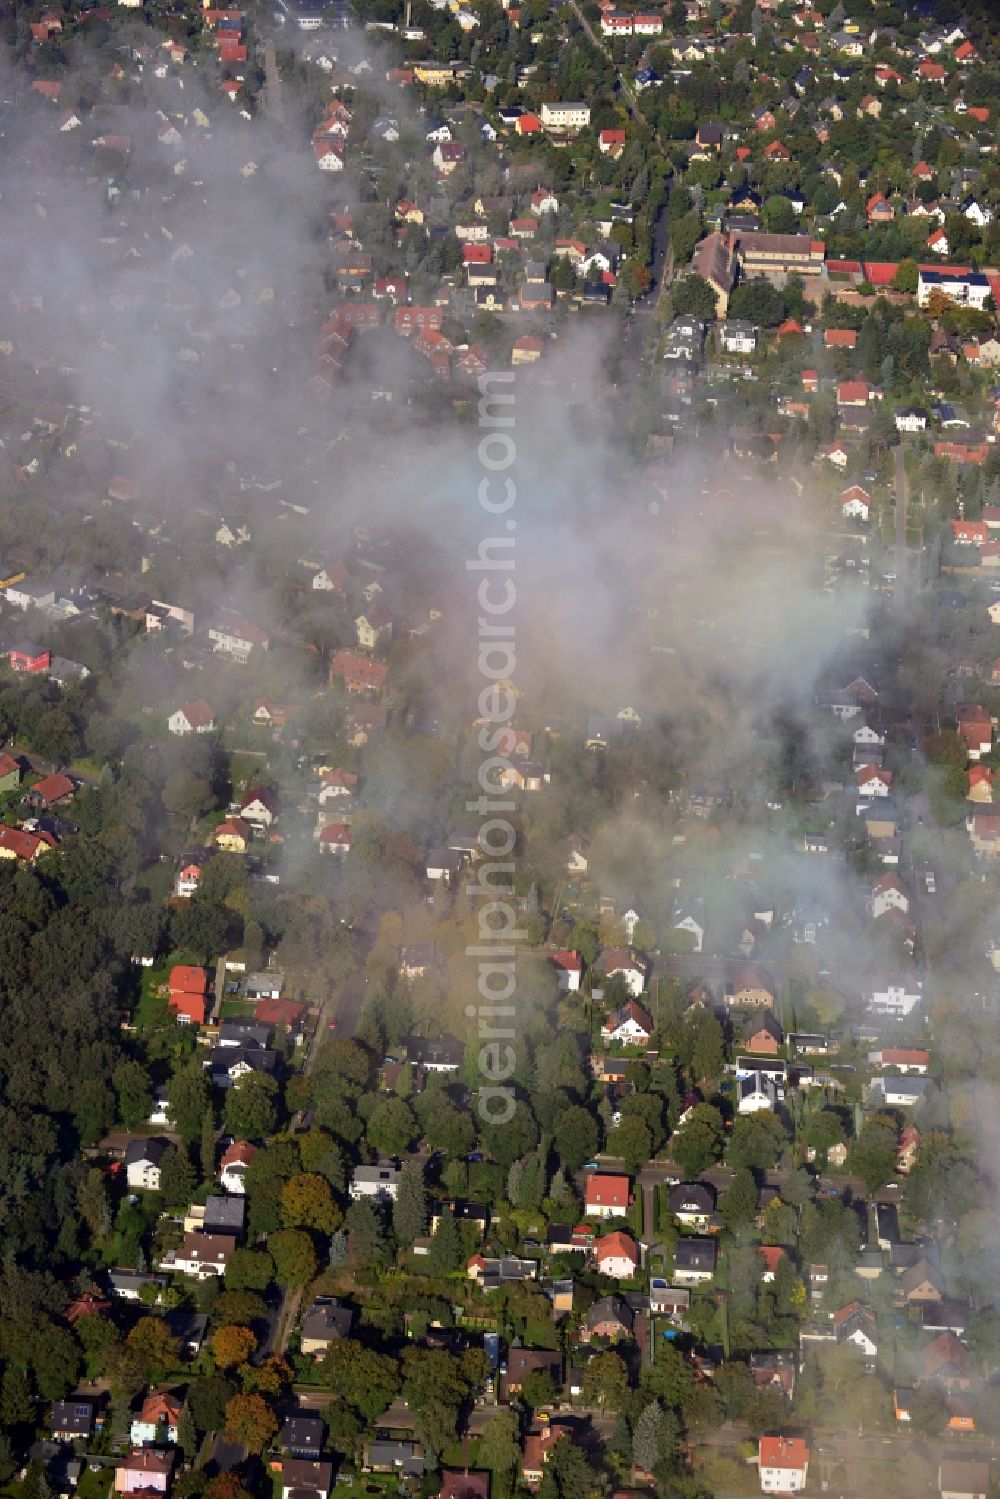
[115,1449,173,1496]
[600,999,654,1045]
[595,947,648,997]
[594,1230,639,1278]
[125,1138,169,1191]
[584,1173,631,1219]
[759,1437,809,1494]
[168,699,215,736]
[130,1392,181,1446]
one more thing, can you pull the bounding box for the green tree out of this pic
[614,1114,652,1172]
[721,1166,758,1231]
[320,1339,400,1421]
[892,258,919,293]
[366,1096,418,1156]
[728,1111,787,1172]
[169,1066,210,1145]
[269,1230,318,1287]
[427,1204,463,1274]
[554,1105,599,1172]
[223,1073,278,1140]
[477,1407,520,1499]
[392,1159,427,1247]
[670,1104,723,1176]
[114,1060,152,1130]
[158,1146,196,1210]
[345,1197,389,1268]
[224,1249,274,1293]
[848,1115,899,1193]
[671,274,718,321]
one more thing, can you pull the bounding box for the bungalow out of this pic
[866,193,894,224]
[744,1013,784,1054]
[24,772,75,810]
[51,1399,98,1441]
[825,328,857,349]
[951,519,988,546]
[329,649,389,695]
[738,1072,779,1113]
[505,1347,562,1395]
[318,822,351,857]
[968,766,993,802]
[957,705,993,760]
[871,874,910,919]
[867,974,923,1017]
[727,965,777,1009]
[857,764,892,798]
[208,611,269,662]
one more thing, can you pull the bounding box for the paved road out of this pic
[262,39,284,123]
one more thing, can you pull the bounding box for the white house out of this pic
[857,765,891,798]
[125,1139,169,1191]
[594,1231,639,1279]
[841,485,872,521]
[720,319,757,354]
[895,407,928,432]
[918,269,992,310]
[871,874,910,919]
[854,721,885,750]
[834,1301,878,1357]
[549,950,582,992]
[738,1072,778,1114]
[671,905,704,953]
[601,999,654,1045]
[583,1173,631,1219]
[130,1393,181,1446]
[866,975,923,1017]
[219,1140,257,1194]
[162,1232,236,1279]
[167,699,215,736]
[875,1075,928,1107]
[539,100,591,132]
[349,1162,400,1201]
[596,947,648,997]
[759,1437,809,1495]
